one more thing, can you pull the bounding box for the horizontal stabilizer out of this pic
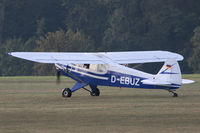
[141,79,171,85]
[182,79,195,84]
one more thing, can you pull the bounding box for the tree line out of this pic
[0,0,200,76]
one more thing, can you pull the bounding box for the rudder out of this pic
[156,59,182,85]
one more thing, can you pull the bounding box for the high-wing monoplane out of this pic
[8,51,194,97]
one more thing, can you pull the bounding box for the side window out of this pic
[89,64,98,71]
[83,64,90,69]
[72,64,107,74]
[97,64,107,73]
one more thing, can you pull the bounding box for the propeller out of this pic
[57,70,61,84]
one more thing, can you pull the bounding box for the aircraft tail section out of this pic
[156,59,182,85]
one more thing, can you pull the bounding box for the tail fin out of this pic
[156,59,181,85]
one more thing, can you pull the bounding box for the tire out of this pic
[62,88,72,98]
[90,88,100,96]
[173,93,178,97]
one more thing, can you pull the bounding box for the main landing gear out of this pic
[62,88,72,97]
[90,88,100,96]
[62,87,100,98]
[168,90,178,97]
[81,86,100,97]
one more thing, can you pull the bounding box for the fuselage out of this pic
[56,63,180,90]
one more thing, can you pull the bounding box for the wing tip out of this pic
[170,52,184,61]
[178,54,184,61]
[8,52,12,56]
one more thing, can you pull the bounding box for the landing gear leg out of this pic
[169,90,178,97]
[81,87,100,96]
[90,88,100,96]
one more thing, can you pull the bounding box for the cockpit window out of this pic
[72,64,107,74]
[90,64,107,73]
[97,64,107,72]
[83,64,90,69]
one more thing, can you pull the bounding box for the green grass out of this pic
[0,74,200,133]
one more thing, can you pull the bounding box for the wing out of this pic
[8,51,183,65]
[101,51,183,64]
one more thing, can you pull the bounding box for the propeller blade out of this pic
[57,71,61,84]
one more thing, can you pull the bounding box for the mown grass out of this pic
[0,74,199,133]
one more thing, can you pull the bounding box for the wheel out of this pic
[62,88,72,98]
[90,88,100,96]
[173,93,178,97]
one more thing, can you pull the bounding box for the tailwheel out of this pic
[173,92,178,97]
[169,90,178,97]
[62,88,72,98]
[90,88,100,96]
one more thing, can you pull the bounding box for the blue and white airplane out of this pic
[8,51,194,97]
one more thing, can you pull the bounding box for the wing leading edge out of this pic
[8,52,105,64]
[8,51,183,65]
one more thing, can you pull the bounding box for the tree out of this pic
[62,0,108,48]
[36,18,46,37]
[1,0,200,75]
[33,29,94,75]
[0,38,35,76]
[101,8,132,51]
[3,0,65,41]
[188,26,200,73]
[0,0,5,43]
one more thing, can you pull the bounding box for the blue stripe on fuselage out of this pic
[59,65,180,90]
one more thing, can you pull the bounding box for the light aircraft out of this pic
[8,51,194,97]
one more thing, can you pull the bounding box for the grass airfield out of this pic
[0,75,200,133]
